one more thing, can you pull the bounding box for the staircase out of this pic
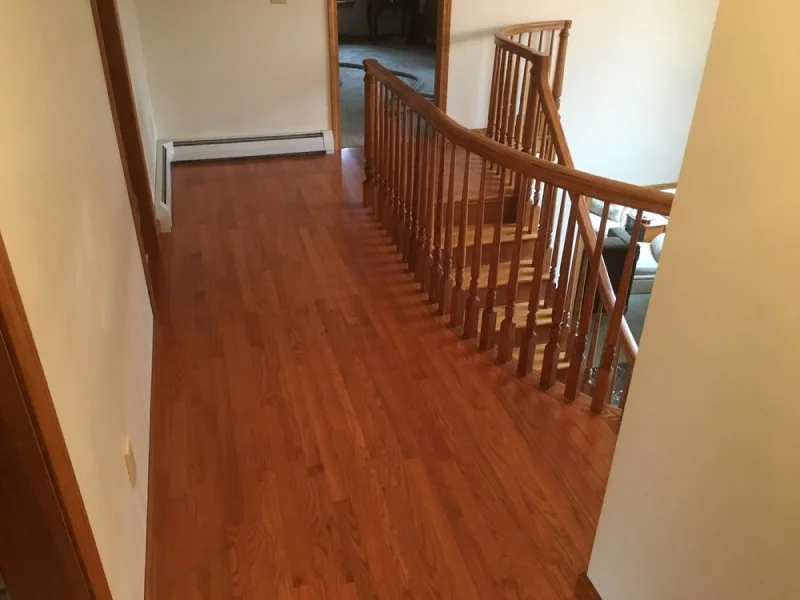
[361,20,673,417]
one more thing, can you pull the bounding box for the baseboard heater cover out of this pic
[154,130,335,232]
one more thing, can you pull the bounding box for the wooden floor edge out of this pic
[574,572,603,600]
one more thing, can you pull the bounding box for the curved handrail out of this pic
[364,59,673,215]
[499,20,572,37]
[645,182,678,192]
[493,27,673,364]
[493,33,549,62]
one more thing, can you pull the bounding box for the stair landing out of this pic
[148,148,618,600]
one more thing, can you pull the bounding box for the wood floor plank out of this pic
[148,149,617,600]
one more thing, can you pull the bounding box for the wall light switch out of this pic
[124,436,138,489]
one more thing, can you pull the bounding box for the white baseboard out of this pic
[154,141,173,233]
[154,130,334,232]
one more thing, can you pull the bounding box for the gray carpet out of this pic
[584,292,650,405]
[339,41,436,148]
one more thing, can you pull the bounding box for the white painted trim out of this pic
[154,140,173,232]
[322,130,335,154]
[171,132,330,162]
[153,131,333,233]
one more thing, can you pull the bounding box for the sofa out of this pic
[607,228,665,295]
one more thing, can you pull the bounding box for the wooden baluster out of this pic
[439,142,457,315]
[516,30,537,151]
[429,132,446,303]
[564,201,612,400]
[552,22,571,109]
[374,85,382,224]
[592,210,643,412]
[540,190,581,389]
[530,134,553,243]
[495,49,511,153]
[541,186,564,306]
[374,83,384,223]
[392,95,402,247]
[383,90,392,232]
[487,45,502,142]
[518,58,544,218]
[545,187,568,307]
[583,303,604,394]
[382,87,392,231]
[463,160,488,338]
[505,51,522,149]
[501,50,516,150]
[496,173,530,363]
[408,113,422,272]
[498,76,540,362]
[517,181,558,375]
[363,72,376,211]
[415,122,431,283]
[403,107,415,265]
[421,131,439,292]
[566,243,588,353]
[478,167,508,351]
[397,101,408,254]
[449,151,471,327]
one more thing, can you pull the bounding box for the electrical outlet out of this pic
[124,437,137,489]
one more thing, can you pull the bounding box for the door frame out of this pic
[0,234,112,600]
[327,0,452,151]
[89,0,162,312]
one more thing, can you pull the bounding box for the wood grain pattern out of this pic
[147,150,617,599]
[573,573,603,600]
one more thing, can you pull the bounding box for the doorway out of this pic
[328,0,451,149]
[0,235,110,600]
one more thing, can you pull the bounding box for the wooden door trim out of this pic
[434,0,452,111]
[326,0,453,149]
[0,235,112,600]
[327,0,342,151]
[89,0,161,311]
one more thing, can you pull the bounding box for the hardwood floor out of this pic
[148,148,617,600]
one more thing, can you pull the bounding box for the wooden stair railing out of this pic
[487,21,571,155]
[362,47,672,416]
[524,50,673,411]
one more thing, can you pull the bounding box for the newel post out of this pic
[552,21,571,109]
[363,68,377,210]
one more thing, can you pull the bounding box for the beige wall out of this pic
[134,0,331,140]
[0,2,153,600]
[117,0,159,195]
[447,0,718,184]
[587,1,800,598]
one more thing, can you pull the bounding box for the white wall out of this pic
[0,2,154,600]
[588,1,800,598]
[135,0,331,140]
[117,0,159,195]
[448,0,718,184]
